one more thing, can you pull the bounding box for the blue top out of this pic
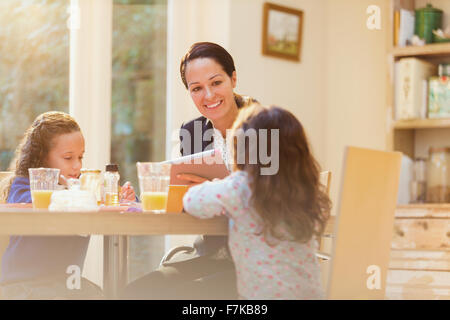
[0,177,90,284]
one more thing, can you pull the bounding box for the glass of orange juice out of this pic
[28,168,60,209]
[137,162,171,213]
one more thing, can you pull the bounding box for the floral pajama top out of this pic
[183,170,325,300]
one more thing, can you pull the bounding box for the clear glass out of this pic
[426,149,450,203]
[0,1,69,171]
[28,168,61,209]
[136,162,171,213]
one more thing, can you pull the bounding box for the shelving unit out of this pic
[388,42,450,158]
[385,0,450,300]
[387,4,450,159]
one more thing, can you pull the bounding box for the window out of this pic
[112,0,167,282]
[111,0,167,188]
[0,0,69,170]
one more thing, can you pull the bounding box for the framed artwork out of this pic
[262,2,304,62]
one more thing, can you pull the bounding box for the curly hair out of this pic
[231,104,331,245]
[0,111,80,202]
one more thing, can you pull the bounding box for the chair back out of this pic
[0,172,12,181]
[326,147,402,299]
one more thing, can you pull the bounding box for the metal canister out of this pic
[415,4,443,44]
[426,147,450,203]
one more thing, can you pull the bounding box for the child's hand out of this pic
[176,173,209,188]
[120,181,136,202]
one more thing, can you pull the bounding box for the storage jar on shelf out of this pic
[426,147,450,203]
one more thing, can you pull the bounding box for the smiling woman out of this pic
[184,58,238,136]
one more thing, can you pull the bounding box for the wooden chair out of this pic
[323,146,402,299]
[0,172,12,182]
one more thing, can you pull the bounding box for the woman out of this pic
[122,42,256,299]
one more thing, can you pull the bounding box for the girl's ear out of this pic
[231,71,237,89]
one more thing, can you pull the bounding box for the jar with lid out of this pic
[104,164,120,206]
[80,169,102,205]
[415,4,443,44]
[426,147,450,203]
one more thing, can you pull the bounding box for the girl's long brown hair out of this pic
[0,111,80,203]
[231,104,331,245]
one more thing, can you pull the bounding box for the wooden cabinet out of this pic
[386,205,450,299]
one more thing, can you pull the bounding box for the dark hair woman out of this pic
[121,42,256,299]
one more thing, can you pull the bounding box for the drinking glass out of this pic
[28,168,60,209]
[137,162,171,213]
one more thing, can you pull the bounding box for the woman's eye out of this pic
[191,87,201,92]
[213,81,222,86]
[64,157,72,160]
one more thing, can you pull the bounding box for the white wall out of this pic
[229,0,328,165]
[324,0,389,214]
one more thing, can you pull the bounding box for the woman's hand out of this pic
[176,173,209,187]
[120,181,136,202]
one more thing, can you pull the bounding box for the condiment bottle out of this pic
[104,164,120,206]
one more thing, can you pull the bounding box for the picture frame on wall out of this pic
[262,2,304,62]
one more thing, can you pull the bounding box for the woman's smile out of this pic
[205,100,223,109]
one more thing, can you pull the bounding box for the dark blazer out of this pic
[180,116,226,256]
[179,94,256,256]
[180,116,214,156]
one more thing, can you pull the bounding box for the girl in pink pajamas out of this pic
[183,104,331,300]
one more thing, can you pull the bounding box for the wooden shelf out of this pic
[397,203,450,209]
[392,43,450,59]
[396,203,450,218]
[393,118,450,130]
